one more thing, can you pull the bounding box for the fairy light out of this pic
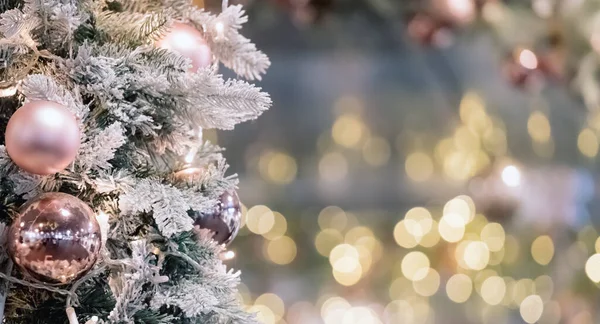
[220,250,236,260]
[501,165,521,187]
[446,0,476,23]
[96,211,109,246]
[520,295,544,323]
[215,21,226,40]
[518,49,539,70]
[85,316,99,324]
[0,85,17,97]
[184,148,196,164]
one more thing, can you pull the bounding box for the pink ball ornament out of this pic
[156,22,213,73]
[5,100,80,175]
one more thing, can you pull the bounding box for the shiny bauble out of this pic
[5,100,80,175]
[8,192,102,285]
[156,22,212,73]
[193,190,242,246]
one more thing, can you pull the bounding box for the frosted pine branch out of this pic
[119,179,216,237]
[173,3,270,80]
[77,122,127,171]
[151,279,219,317]
[0,146,15,178]
[0,8,38,38]
[179,70,272,130]
[206,5,270,80]
[96,10,170,45]
[93,170,136,193]
[7,171,60,199]
[107,240,164,323]
[0,0,270,322]
[21,74,89,120]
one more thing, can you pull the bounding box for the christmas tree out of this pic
[0,0,271,323]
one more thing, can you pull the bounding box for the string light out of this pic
[0,85,18,97]
[518,49,539,70]
[220,250,236,260]
[215,21,226,40]
[96,211,109,247]
[501,165,521,187]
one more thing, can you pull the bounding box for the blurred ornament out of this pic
[432,0,477,25]
[468,162,521,222]
[502,48,544,90]
[537,46,567,82]
[5,100,80,175]
[8,192,101,285]
[405,12,456,48]
[156,22,212,73]
[273,0,334,25]
[192,190,242,245]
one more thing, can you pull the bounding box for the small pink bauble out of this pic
[5,100,80,175]
[156,22,212,73]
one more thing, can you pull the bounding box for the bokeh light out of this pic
[401,252,430,281]
[531,235,554,266]
[446,274,473,303]
[403,207,433,241]
[480,276,506,305]
[363,136,391,167]
[412,268,440,297]
[259,151,298,184]
[585,253,600,282]
[518,49,539,69]
[315,229,344,257]
[405,152,434,182]
[578,128,599,158]
[247,205,275,235]
[265,236,297,265]
[527,111,551,143]
[248,304,277,324]
[480,222,505,252]
[332,113,366,148]
[263,211,288,240]
[319,152,349,182]
[255,293,285,321]
[394,220,419,248]
[463,241,490,270]
[520,295,544,323]
[501,165,521,187]
[318,206,347,232]
[439,212,466,242]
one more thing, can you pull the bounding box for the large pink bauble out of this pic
[5,100,80,175]
[8,192,101,285]
[156,22,212,72]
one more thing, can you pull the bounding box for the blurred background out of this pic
[207,0,600,323]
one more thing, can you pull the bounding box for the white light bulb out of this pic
[501,165,521,187]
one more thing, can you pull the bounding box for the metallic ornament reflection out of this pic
[193,190,242,246]
[156,22,212,73]
[8,192,102,285]
[5,100,80,175]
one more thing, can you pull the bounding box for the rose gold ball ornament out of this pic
[156,22,212,73]
[8,192,101,285]
[5,100,80,175]
[192,190,242,246]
